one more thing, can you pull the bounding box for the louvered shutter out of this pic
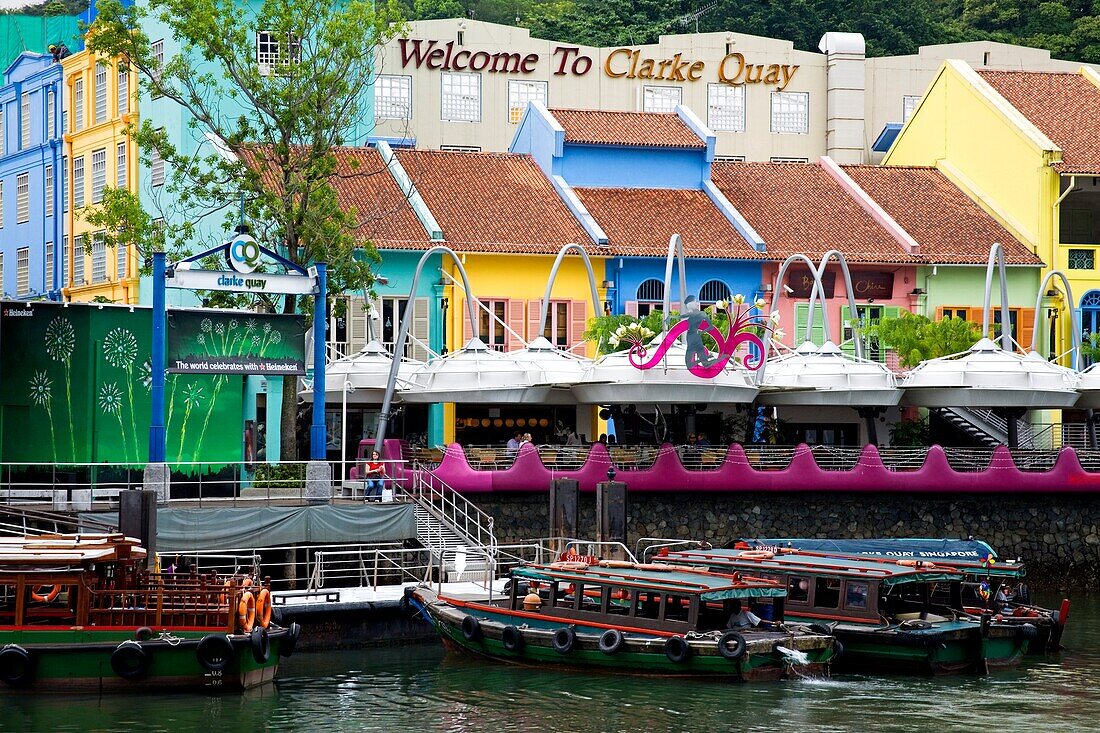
[1019,307,1036,352]
[528,299,543,342]
[462,298,474,344]
[507,299,526,351]
[348,295,369,353]
[625,301,638,317]
[570,300,588,350]
[795,303,825,347]
[411,297,431,361]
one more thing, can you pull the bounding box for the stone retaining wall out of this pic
[473,492,1100,589]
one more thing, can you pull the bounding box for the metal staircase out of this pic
[935,408,1037,448]
[402,467,497,582]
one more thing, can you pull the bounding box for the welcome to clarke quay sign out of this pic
[399,39,800,91]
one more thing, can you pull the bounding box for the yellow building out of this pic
[884,60,1100,360]
[60,49,139,303]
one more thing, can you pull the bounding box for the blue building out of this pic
[0,52,64,301]
[510,103,767,316]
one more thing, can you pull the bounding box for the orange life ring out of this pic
[740,551,774,561]
[238,590,256,633]
[31,585,60,603]
[255,587,272,629]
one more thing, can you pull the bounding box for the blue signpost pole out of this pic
[149,252,167,463]
[310,262,327,460]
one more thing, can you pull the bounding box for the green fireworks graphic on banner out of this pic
[0,302,243,467]
[167,311,306,375]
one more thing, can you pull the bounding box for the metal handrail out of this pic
[405,464,497,556]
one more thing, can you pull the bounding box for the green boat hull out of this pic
[0,626,296,692]
[416,589,835,682]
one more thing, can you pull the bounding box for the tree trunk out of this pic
[281,294,299,460]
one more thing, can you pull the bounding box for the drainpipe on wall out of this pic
[1053,175,1077,356]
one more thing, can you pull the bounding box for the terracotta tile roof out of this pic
[574,187,763,258]
[978,70,1100,174]
[711,162,919,264]
[395,149,590,253]
[550,108,705,149]
[238,146,431,249]
[842,165,1043,266]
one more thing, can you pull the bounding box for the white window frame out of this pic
[73,76,84,131]
[374,74,412,120]
[256,31,301,76]
[770,156,809,163]
[150,138,165,187]
[116,241,127,279]
[15,172,28,223]
[95,62,108,124]
[91,148,106,204]
[20,92,30,149]
[507,79,547,124]
[16,247,28,295]
[73,156,85,209]
[902,95,921,122]
[714,155,746,162]
[116,143,127,189]
[0,107,6,155]
[642,85,682,113]
[47,89,55,139]
[439,145,481,153]
[151,40,164,84]
[117,66,129,115]
[72,237,83,285]
[770,91,809,134]
[91,232,107,283]
[0,180,4,228]
[45,241,53,290]
[542,300,569,349]
[440,72,481,122]
[45,165,53,217]
[707,83,746,132]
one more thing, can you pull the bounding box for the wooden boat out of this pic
[660,547,1030,675]
[0,533,301,692]
[410,559,836,681]
[740,537,1068,653]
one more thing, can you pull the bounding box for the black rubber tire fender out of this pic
[0,644,34,687]
[134,626,154,642]
[552,627,576,654]
[717,631,746,660]
[1018,623,1039,642]
[196,633,235,672]
[807,623,833,636]
[501,625,524,653]
[279,622,301,658]
[110,640,151,681]
[664,636,692,664]
[461,615,483,642]
[250,626,271,663]
[830,638,845,661]
[598,628,625,655]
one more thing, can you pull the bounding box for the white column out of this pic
[819,32,867,165]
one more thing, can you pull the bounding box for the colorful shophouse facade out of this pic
[0,52,65,301]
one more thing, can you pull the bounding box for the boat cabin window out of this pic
[814,578,841,608]
[787,575,810,603]
[844,580,869,610]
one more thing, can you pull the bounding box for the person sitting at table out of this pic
[363,450,386,501]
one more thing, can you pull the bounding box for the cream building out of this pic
[373,19,1099,163]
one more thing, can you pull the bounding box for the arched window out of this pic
[1082,291,1100,365]
[698,279,731,306]
[635,279,665,317]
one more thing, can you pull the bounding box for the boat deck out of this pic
[272,579,509,611]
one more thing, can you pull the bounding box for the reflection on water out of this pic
[2,594,1098,733]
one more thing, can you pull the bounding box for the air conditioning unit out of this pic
[762,283,773,292]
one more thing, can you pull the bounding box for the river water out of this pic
[3,593,1098,733]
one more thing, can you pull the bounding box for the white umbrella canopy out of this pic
[1074,362,1100,408]
[399,337,552,404]
[508,336,592,405]
[571,341,759,405]
[757,340,902,407]
[902,338,1080,409]
[301,339,421,404]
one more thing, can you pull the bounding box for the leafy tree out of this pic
[867,312,981,367]
[413,0,465,20]
[85,0,404,459]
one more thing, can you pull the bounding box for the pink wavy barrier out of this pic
[381,440,1100,495]
[626,309,768,377]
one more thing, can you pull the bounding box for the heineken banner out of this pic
[167,310,307,375]
[0,302,241,466]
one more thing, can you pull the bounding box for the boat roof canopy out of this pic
[0,533,146,566]
[663,549,967,586]
[741,538,1025,577]
[513,564,788,600]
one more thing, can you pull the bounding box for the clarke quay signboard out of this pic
[167,311,307,376]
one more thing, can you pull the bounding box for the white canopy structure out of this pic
[1077,364,1100,408]
[757,341,901,406]
[399,337,552,404]
[571,341,759,405]
[509,336,592,404]
[301,340,421,404]
[901,338,1080,408]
